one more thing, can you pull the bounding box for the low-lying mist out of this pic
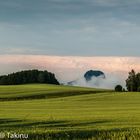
[66,74,126,89]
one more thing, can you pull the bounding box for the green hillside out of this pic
[0,84,140,140]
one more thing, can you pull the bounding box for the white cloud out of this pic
[0,55,140,87]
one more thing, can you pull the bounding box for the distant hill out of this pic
[0,70,59,85]
[84,70,105,81]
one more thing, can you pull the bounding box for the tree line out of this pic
[115,69,140,92]
[0,70,59,85]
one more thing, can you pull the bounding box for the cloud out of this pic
[0,55,140,85]
[0,0,140,56]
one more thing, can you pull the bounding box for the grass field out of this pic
[0,84,140,140]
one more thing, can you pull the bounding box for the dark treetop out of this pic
[84,70,105,81]
[0,70,59,85]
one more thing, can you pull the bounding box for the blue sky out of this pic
[0,0,140,56]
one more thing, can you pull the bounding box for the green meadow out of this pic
[0,84,140,140]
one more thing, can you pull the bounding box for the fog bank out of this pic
[0,55,140,89]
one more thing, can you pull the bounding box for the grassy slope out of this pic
[0,84,106,100]
[0,84,140,139]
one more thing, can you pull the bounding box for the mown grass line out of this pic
[0,90,111,101]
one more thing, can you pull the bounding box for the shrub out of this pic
[115,85,123,92]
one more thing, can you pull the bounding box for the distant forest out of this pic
[0,70,59,85]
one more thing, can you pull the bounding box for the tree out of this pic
[126,70,137,92]
[126,70,140,92]
[115,85,123,92]
[0,70,59,85]
[138,87,140,92]
[38,72,45,83]
[136,73,140,91]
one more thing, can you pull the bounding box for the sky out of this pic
[0,0,140,56]
[0,0,140,88]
